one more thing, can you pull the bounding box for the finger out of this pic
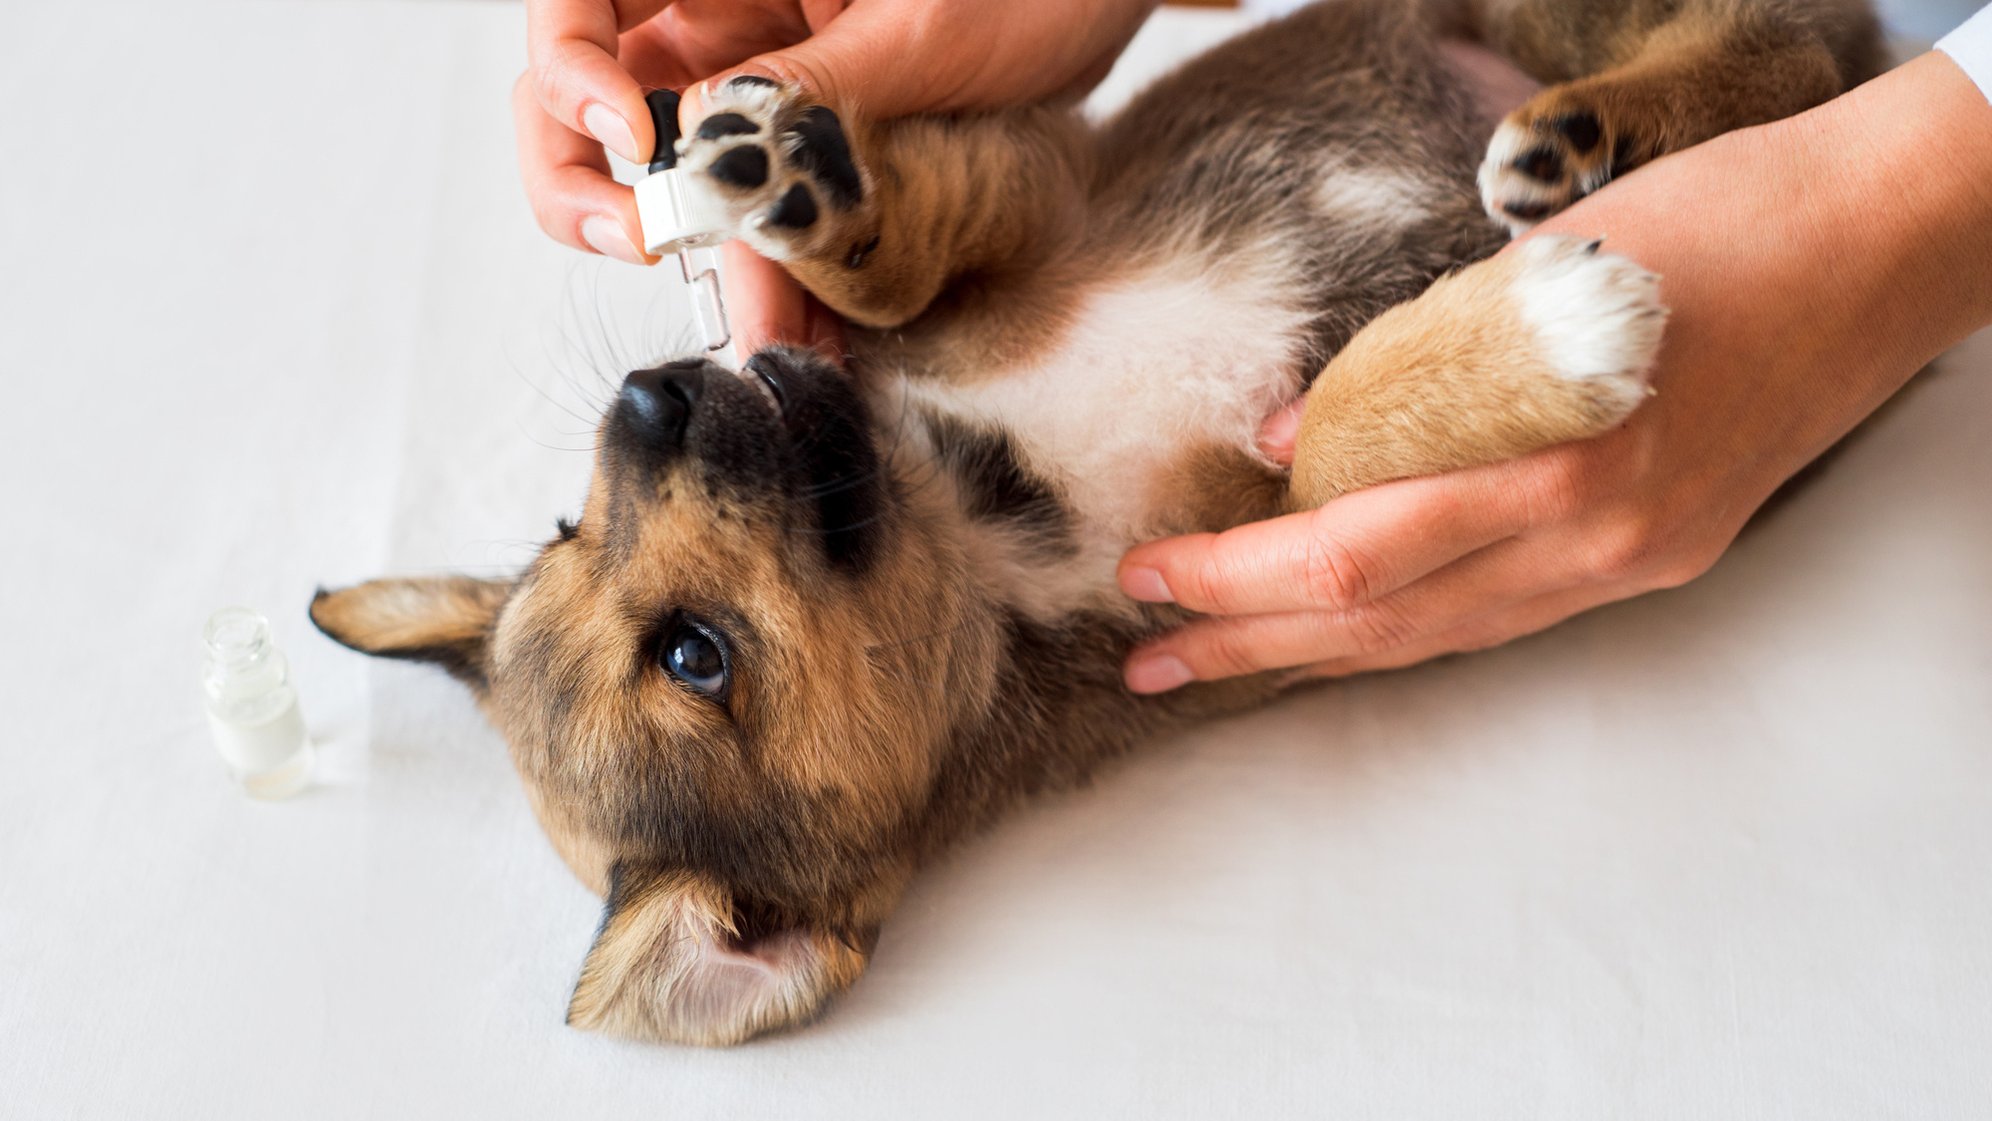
[1300,585,1618,679]
[1123,534,1581,692]
[802,293,851,367]
[513,71,652,264]
[1118,466,1533,617]
[614,20,714,92]
[679,3,928,128]
[526,0,676,164]
[719,241,812,354]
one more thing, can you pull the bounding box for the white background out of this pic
[3,3,1989,1117]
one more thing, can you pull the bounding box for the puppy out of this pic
[311,0,1878,1045]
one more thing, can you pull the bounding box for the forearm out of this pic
[1813,52,1992,378]
[1755,50,1992,475]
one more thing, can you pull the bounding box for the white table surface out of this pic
[4,4,1989,1118]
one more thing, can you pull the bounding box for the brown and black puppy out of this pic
[312,0,1877,1046]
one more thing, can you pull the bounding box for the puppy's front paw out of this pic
[675,78,870,263]
[1479,91,1652,236]
[1510,235,1666,423]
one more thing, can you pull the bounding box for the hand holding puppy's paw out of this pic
[675,77,872,264]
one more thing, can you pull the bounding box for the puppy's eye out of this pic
[661,619,730,700]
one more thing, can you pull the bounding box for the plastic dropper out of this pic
[634,88,732,354]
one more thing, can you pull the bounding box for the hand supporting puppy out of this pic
[1118,51,1992,693]
[514,0,1156,353]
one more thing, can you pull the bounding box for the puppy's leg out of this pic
[1471,0,1881,233]
[672,79,1088,329]
[1287,235,1665,508]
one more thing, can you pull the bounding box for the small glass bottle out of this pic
[201,607,312,799]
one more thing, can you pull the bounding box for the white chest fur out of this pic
[904,248,1316,623]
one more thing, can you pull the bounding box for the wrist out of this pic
[1796,53,1992,378]
[1672,52,1992,495]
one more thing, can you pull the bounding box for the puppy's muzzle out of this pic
[615,360,705,456]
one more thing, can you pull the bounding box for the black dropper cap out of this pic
[646,89,682,174]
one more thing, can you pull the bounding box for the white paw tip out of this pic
[1512,235,1668,405]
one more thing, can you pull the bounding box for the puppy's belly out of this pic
[1437,38,1541,129]
[909,255,1315,623]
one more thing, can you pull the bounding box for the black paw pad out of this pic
[1554,112,1602,154]
[784,106,862,208]
[726,74,779,91]
[708,145,770,189]
[1514,146,1563,182]
[768,183,818,230]
[696,113,760,141]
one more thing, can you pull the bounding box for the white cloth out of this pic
[1938,4,1992,99]
[5,5,1992,1119]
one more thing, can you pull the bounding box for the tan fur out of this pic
[311,0,1877,1047]
[496,468,1000,881]
[786,110,1093,331]
[1289,240,1661,506]
[1472,0,1878,225]
[308,576,511,683]
[1158,443,1291,536]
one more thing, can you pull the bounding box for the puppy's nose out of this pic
[618,362,705,448]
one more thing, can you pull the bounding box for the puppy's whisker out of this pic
[509,357,607,432]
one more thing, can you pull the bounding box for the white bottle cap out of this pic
[636,167,731,257]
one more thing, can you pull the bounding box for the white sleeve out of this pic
[1938,5,1992,102]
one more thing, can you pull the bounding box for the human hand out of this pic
[1116,51,1992,694]
[514,0,1156,352]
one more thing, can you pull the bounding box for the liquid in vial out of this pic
[202,607,312,799]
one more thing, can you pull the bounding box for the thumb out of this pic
[679,6,944,130]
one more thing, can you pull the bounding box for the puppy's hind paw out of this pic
[1479,91,1655,236]
[1510,235,1667,424]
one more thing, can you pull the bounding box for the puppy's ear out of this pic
[566,864,871,1047]
[308,576,513,691]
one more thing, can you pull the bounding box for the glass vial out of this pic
[201,607,312,799]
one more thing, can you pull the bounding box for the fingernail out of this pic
[582,102,637,164]
[1126,654,1194,694]
[581,215,646,265]
[1120,566,1174,604]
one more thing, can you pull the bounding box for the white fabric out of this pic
[5,4,1992,1118]
[1938,4,1992,99]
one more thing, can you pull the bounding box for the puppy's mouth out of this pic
[741,352,788,419]
[604,347,883,571]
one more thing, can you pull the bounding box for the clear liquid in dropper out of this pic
[679,245,731,354]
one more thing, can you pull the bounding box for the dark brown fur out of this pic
[312,0,1877,1045]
